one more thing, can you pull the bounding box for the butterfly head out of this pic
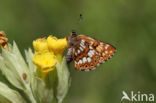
[66,30,80,47]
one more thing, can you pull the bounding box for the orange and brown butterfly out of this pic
[66,30,116,71]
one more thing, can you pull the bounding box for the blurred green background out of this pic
[0,0,156,103]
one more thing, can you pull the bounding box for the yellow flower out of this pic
[32,35,68,80]
[33,38,48,52]
[47,35,68,54]
[33,51,56,72]
[47,35,68,63]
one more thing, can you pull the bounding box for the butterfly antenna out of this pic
[77,14,83,29]
[78,14,83,25]
[72,14,83,34]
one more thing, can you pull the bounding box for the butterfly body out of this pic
[66,31,116,71]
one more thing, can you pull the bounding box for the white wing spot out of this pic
[80,43,86,49]
[87,57,91,63]
[88,52,92,57]
[89,46,93,49]
[110,50,113,53]
[105,44,109,49]
[88,50,94,57]
[79,60,82,64]
[105,51,108,54]
[88,50,95,57]
[82,57,87,63]
[81,39,85,43]
[80,47,84,51]
[90,50,95,55]
[75,52,77,56]
[96,52,98,54]
[78,50,80,54]
[75,61,77,64]
[102,53,105,56]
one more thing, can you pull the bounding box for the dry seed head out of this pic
[0,31,8,50]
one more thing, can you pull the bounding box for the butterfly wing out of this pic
[72,35,116,71]
[66,48,73,63]
[96,42,116,64]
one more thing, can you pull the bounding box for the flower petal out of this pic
[33,38,48,52]
[33,51,57,72]
[47,35,68,54]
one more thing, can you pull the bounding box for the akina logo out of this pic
[121,91,155,102]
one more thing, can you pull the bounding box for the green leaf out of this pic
[0,42,37,103]
[1,42,31,89]
[56,57,71,103]
[0,82,26,103]
[31,77,53,103]
[25,48,37,88]
[25,48,37,75]
[0,56,24,90]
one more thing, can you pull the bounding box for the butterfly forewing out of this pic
[71,35,116,71]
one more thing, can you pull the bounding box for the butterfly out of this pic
[66,30,116,71]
